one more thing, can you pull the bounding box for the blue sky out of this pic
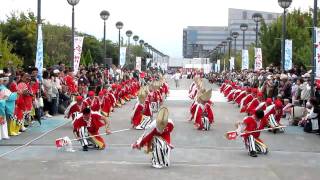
[0,0,312,58]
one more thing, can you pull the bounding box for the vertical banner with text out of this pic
[119,47,127,68]
[242,49,249,70]
[285,39,293,71]
[254,48,263,71]
[35,24,43,80]
[136,57,141,71]
[73,36,84,74]
[229,57,235,71]
[315,28,320,79]
[217,59,221,72]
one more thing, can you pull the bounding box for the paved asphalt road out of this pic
[1,77,320,180]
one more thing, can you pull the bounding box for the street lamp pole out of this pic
[252,13,263,47]
[312,0,318,96]
[227,37,233,71]
[100,10,110,66]
[126,30,133,68]
[218,45,222,60]
[231,32,239,56]
[116,21,124,66]
[222,41,227,71]
[67,0,80,71]
[139,40,144,48]
[240,23,248,49]
[133,35,139,45]
[278,0,292,71]
[37,0,41,25]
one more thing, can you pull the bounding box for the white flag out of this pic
[315,28,320,79]
[242,49,249,70]
[119,47,127,67]
[285,40,293,71]
[74,36,84,74]
[230,57,235,71]
[254,48,263,71]
[35,24,43,80]
[136,57,141,71]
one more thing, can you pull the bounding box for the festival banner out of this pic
[217,59,221,72]
[73,36,84,74]
[136,57,141,71]
[254,48,263,71]
[119,47,127,67]
[285,39,293,71]
[315,28,320,79]
[35,24,43,80]
[242,49,249,70]
[229,57,235,71]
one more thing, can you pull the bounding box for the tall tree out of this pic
[1,12,37,67]
[0,33,23,68]
[260,9,313,69]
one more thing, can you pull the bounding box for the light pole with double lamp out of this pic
[67,0,80,71]
[100,10,110,65]
[240,23,248,49]
[278,0,292,71]
[252,13,263,47]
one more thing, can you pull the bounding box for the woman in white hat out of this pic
[132,107,174,168]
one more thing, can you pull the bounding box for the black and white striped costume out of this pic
[151,136,171,168]
[245,135,268,155]
[135,119,174,168]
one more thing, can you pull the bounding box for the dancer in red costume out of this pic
[65,96,88,121]
[73,107,111,151]
[234,110,269,157]
[132,107,174,168]
[194,89,214,130]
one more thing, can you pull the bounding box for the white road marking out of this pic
[167,90,227,102]
[0,120,71,158]
[65,160,266,168]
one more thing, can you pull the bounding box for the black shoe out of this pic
[83,145,88,151]
[249,151,257,157]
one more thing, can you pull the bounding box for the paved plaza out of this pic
[1,78,320,180]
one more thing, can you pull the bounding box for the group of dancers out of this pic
[221,80,284,157]
[188,77,214,131]
[65,78,141,150]
[131,77,174,168]
[64,75,174,168]
[63,75,287,170]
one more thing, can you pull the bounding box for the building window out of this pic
[242,11,247,20]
